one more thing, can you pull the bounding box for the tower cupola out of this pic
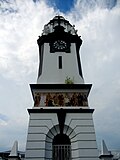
[41,15,78,35]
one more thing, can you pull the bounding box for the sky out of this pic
[0,0,120,152]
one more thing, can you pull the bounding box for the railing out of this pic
[52,145,71,160]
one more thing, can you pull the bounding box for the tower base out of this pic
[25,108,99,160]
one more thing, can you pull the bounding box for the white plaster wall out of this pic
[37,43,84,84]
[25,113,59,160]
[65,113,99,160]
[25,111,99,160]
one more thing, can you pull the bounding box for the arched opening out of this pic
[52,134,71,160]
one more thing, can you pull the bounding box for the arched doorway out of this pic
[52,134,71,160]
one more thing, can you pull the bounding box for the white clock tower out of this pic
[25,16,99,160]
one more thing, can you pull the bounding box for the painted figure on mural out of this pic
[64,93,70,106]
[70,93,77,106]
[46,93,54,106]
[77,93,83,106]
[34,92,41,107]
[53,93,59,106]
[58,94,64,106]
[83,94,88,106]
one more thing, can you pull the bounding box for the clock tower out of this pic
[25,16,99,160]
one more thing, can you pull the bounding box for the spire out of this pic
[99,140,113,160]
[9,141,18,157]
[8,141,20,160]
[101,140,109,155]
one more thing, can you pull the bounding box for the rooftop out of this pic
[42,15,78,36]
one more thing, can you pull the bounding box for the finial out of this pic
[56,10,60,16]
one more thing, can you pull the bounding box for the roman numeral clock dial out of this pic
[50,40,70,53]
[53,40,67,50]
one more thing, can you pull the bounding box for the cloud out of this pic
[0,0,120,151]
[72,5,120,149]
[0,0,56,151]
[0,113,9,126]
[67,1,120,149]
[0,0,56,83]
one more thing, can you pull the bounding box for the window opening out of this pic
[58,56,62,69]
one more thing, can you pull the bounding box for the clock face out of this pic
[53,40,67,50]
[50,40,70,53]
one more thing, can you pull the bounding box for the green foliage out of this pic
[65,76,74,84]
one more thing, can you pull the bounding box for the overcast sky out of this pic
[0,0,120,152]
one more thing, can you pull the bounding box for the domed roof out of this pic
[42,15,77,36]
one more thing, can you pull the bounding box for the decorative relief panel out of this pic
[33,92,88,107]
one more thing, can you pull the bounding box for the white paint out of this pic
[37,43,84,84]
[9,141,18,157]
[99,140,113,160]
[25,111,99,160]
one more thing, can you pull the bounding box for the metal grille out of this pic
[53,145,71,160]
